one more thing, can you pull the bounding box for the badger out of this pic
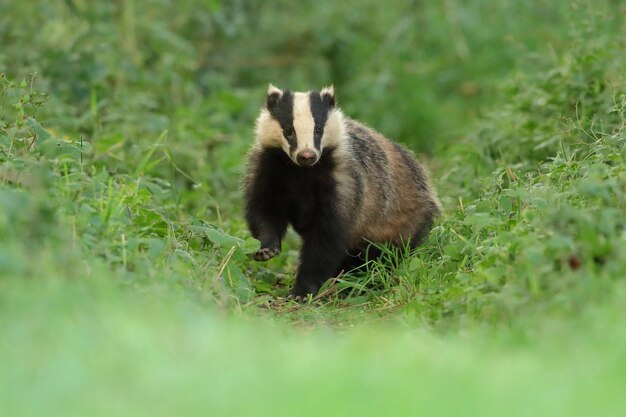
[243,84,441,298]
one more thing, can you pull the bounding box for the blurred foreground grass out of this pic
[1,1,626,415]
[2,275,626,417]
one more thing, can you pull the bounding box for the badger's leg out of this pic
[244,183,287,262]
[248,211,287,261]
[409,217,436,250]
[290,224,347,298]
[334,250,366,276]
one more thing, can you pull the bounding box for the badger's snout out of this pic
[296,150,318,166]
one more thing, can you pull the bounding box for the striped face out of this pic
[255,84,340,167]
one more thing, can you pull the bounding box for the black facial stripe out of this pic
[267,90,294,128]
[287,135,297,154]
[267,90,297,152]
[309,92,331,150]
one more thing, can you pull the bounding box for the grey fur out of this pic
[335,118,441,250]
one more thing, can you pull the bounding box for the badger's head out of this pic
[255,84,344,167]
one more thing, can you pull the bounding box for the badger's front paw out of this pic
[288,281,321,302]
[253,247,280,261]
[287,291,310,303]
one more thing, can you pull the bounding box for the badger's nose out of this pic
[296,150,317,166]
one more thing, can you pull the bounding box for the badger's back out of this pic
[338,118,440,249]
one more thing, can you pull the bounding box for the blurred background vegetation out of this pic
[5,0,620,154]
[1,1,626,416]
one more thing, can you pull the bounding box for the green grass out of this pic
[2,276,626,417]
[1,1,626,415]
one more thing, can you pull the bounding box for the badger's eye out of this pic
[314,126,323,135]
[283,127,294,137]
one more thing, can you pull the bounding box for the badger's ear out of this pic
[266,83,283,109]
[268,83,283,96]
[320,85,336,108]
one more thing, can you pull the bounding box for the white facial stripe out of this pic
[292,92,316,153]
[255,110,283,148]
[322,109,344,148]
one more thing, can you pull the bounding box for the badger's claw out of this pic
[287,293,310,303]
[253,247,280,261]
